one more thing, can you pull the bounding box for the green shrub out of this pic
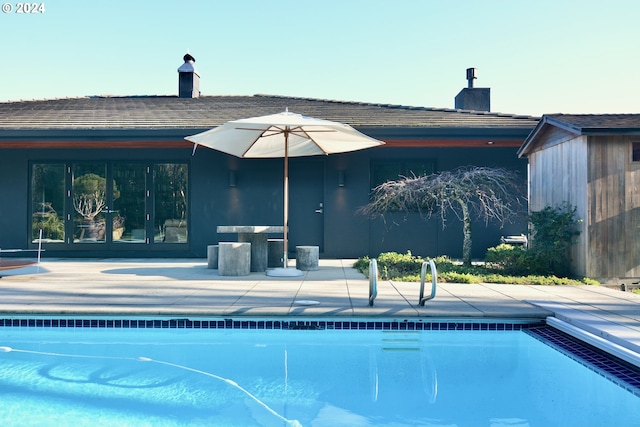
[355,249,598,286]
[430,256,463,272]
[353,256,370,273]
[393,274,422,282]
[439,271,482,283]
[486,244,527,272]
[528,203,581,277]
[376,251,424,279]
[485,203,582,277]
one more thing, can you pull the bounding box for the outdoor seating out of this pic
[218,242,251,276]
[296,246,319,271]
[216,226,284,272]
[207,245,219,269]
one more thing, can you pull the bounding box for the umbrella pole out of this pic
[266,128,302,277]
[283,131,289,268]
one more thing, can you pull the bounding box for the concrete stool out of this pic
[268,238,284,268]
[218,242,251,276]
[296,246,319,271]
[207,245,219,269]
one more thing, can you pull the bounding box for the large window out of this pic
[154,163,188,243]
[72,163,107,243]
[31,164,66,243]
[113,164,147,243]
[30,162,189,248]
[371,159,435,188]
[632,142,640,162]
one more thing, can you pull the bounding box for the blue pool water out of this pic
[0,321,638,427]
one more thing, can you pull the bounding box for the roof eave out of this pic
[0,128,210,141]
[359,126,533,140]
[580,128,640,136]
[0,125,535,142]
[517,116,553,158]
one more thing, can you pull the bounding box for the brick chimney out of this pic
[178,53,200,98]
[454,68,490,111]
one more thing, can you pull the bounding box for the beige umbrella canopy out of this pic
[185,109,385,276]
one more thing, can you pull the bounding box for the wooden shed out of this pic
[518,114,640,281]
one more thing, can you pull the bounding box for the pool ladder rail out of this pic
[418,259,437,306]
[368,258,437,307]
[368,259,378,306]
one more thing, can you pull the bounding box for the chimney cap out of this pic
[178,52,200,98]
[466,68,477,88]
[178,53,199,74]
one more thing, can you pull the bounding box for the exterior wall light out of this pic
[229,170,237,187]
[338,170,345,187]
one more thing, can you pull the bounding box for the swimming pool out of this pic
[0,318,638,427]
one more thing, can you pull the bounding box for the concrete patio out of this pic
[1,258,639,357]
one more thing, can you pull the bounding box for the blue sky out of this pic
[1,0,639,116]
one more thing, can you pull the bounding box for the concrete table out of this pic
[216,226,285,272]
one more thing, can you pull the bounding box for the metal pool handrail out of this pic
[369,258,378,306]
[419,259,437,306]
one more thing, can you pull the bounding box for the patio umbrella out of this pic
[185,109,385,276]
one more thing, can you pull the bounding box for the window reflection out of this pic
[30,162,189,248]
[31,164,65,243]
[72,163,107,243]
[154,164,188,243]
[113,164,146,243]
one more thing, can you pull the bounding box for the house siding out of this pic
[529,135,588,276]
[588,136,640,279]
[0,144,527,261]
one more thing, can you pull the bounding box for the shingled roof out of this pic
[518,113,640,157]
[0,94,538,132]
[543,114,640,134]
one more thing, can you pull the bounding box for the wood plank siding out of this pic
[529,135,588,276]
[535,125,578,152]
[521,114,640,280]
[588,136,640,279]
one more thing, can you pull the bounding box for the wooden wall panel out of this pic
[588,136,640,279]
[524,125,577,157]
[529,135,588,276]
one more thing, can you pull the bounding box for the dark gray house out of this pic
[0,57,538,260]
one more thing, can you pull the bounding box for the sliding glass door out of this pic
[153,163,188,244]
[30,161,188,250]
[112,163,147,244]
[72,163,107,243]
[31,164,66,243]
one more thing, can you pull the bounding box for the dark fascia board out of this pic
[0,126,534,142]
[0,128,209,141]
[517,117,548,158]
[543,116,582,134]
[544,115,640,135]
[356,126,534,140]
[575,128,640,135]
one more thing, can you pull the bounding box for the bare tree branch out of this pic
[359,166,526,265]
